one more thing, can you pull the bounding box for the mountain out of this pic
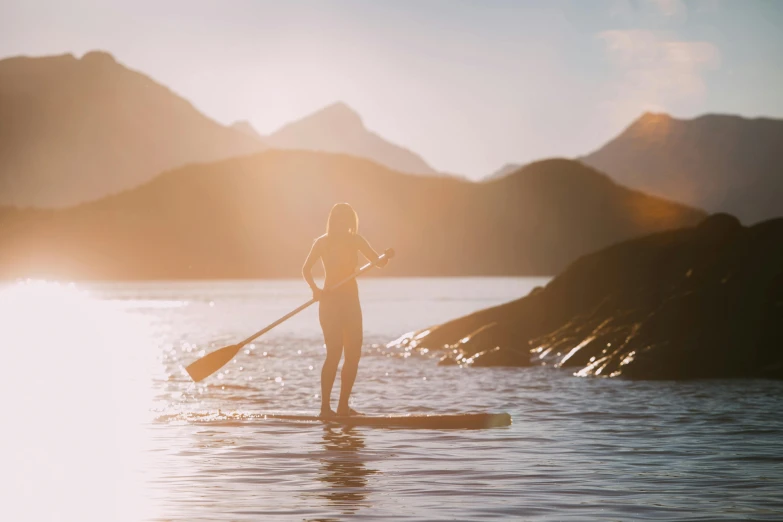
[0,151,706,280]
[0,51,265,208]
[581,112,783,224]
[231,120,263,140]
[265,102,438,176]
[485,163,523,180]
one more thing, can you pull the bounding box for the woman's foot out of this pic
[319,407,336,419]
[336,406,362,417]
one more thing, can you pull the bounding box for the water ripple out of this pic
[5,278,782,521]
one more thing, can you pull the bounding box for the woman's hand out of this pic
[375,248,394,268]
[311,286,324,300]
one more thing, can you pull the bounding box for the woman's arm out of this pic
[357,235,388,267]
[302,237,324,297]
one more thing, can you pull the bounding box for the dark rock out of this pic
[437,346,531,368]
[388,215,783,379]
[447,322,504,357]
[435,322,532,367]
[438,352,461,366]
[697,213,742,238]
[465,347,530,367]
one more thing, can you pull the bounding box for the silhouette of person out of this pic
[302,203,387,417]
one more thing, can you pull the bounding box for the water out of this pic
[2,277,783,521]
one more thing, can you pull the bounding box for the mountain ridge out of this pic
[0,50,265,208]
[581,112,783,224]
[266,102,439,176]
[0,150,706,280]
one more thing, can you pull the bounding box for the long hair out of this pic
[326,203,358,237]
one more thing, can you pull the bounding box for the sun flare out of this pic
[0,280,161,521]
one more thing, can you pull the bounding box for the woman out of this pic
[302,203,388,417]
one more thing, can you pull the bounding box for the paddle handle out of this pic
[235,248,394,348]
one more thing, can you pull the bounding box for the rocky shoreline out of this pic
[388,214,783,379]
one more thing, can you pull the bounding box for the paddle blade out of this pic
[185,344,242,382]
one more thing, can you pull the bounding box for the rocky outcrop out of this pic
[389,214,783,379]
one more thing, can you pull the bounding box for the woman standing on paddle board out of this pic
[303,203,388,418]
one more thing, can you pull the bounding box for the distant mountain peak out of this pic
[503,158,616,188]
[638,111,671,121]
[620,111,678,141]
[80,50,117,64]
[0,50,264,207]
[299,101,365,130]
[485,163,522,180]
[266,101,438,176]
[231,120,263,141]
[629,111,673,129]
[582,111,783,223]
[321,101,358,115]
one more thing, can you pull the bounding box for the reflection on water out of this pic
[4,278,783,521]
[316,425,377,515]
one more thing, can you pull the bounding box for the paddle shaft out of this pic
[234,250,392,349]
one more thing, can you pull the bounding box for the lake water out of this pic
[2,277,782,521]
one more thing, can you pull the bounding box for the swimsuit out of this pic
[319,236,363,358]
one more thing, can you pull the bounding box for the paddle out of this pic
[185,248,395,382]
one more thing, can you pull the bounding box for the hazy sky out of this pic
[2,0,782,178]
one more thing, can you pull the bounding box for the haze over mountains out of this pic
[486,163,523,181]
[4,49,779,224]
[581,113,783,224]
[0,50,446,210]
[4,49,779,280]
[230,121,264,141]
[0,51,264,208]
[489,113,783,224]
[263,101,439,176]
[0,150,704,280]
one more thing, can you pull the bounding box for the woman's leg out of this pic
[337,301,363,415]
[319,300,344,416]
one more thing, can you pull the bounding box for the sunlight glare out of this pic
[0,280,160,521]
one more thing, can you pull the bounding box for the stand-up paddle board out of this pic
[262,412,511,429]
